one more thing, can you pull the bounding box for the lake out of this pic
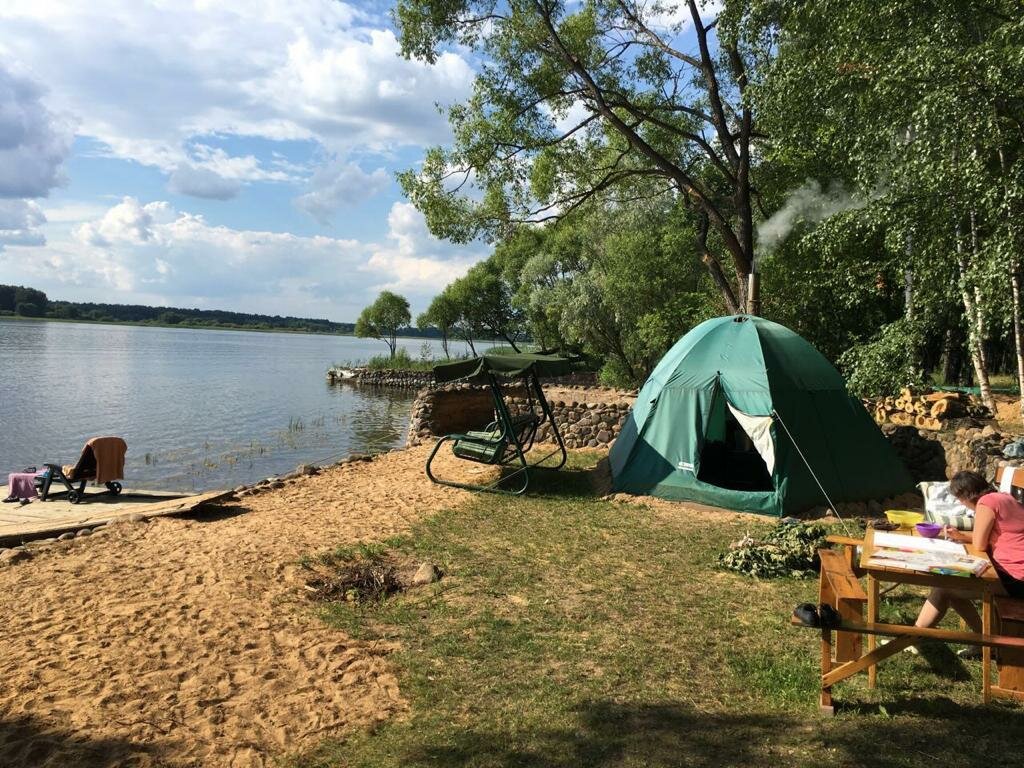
[0,319,468,492]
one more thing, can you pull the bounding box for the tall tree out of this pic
[446,261,525,350]
[355,291,412,358]
[395,0,764,313]
[417,291,460,358]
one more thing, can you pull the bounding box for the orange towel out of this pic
[84,436,127,484]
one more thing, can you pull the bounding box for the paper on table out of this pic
[873,531,966,555]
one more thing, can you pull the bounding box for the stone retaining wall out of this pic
[406,385,635,448]
[327,367,434,389]
[329,366,600,390]
[883,423,1024,484]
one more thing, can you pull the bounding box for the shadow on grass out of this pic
[0,715,164,768]
[395,699,1024,768]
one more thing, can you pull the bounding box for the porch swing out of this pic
[425,353,573,494]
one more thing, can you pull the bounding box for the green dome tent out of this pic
[609,315,913,515]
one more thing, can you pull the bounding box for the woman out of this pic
[915,470,1024,642]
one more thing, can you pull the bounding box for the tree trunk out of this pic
[958,217,995,412]
[441,329,451,360]
[941,326,966,386]
[1012,270,1024,418]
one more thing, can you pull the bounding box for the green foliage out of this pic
[364,348,431,372]
[416,291,461,358]
[488,200,718,387]
[356,291,413,357]
[2,284,48,315]
[717,522,829,579]
[451,260,524,350]
[394,0,762,310]
[753,0,1024,386]
[838,319,927,397]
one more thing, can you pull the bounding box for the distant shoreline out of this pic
[0,315,480,343]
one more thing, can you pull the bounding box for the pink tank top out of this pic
[978,492,1024,580]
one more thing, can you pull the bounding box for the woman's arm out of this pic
[972,503,997,551]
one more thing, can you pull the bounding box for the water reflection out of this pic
[0,320,433,491]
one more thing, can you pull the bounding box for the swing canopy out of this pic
[433,352,577,384]
[608,315,914,516]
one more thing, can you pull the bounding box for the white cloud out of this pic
[0,61,74,199]
[0,1,474,186]
[75,197,172,247]
[0,198,486,318]
[295,161,391,224]
[0,199,46,250]
[363,202,482,293]
[168,164,242,200]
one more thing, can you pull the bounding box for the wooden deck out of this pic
[0,487,233,544]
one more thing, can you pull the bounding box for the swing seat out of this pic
[452,429,507,464]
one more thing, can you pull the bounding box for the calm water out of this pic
[0,320,465,492]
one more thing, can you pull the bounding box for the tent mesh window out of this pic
[696,392,772,492]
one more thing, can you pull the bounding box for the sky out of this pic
[0,0,489,322]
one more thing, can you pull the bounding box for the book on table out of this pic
[868,531,990,577]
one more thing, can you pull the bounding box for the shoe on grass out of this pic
[957,646,982,660]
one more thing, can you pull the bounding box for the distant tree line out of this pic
[0,283,445,339]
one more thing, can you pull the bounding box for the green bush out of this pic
[15,302,41,317]
[838,318,926,398]
[364,348,435,371]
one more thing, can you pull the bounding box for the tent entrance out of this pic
[697,392,774,492]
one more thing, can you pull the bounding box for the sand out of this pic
[0,445,471,768]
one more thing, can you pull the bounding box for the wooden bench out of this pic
[995,595,1024,701]
[818,547,866,663]
[799,533,1024,712]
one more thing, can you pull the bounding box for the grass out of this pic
[288,454,1024,768]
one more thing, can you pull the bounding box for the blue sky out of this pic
[0,0,715,322]
[0,0,488,321]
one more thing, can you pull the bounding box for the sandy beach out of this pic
[0,446,476,768]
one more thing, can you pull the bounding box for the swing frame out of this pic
[425,359,569,495]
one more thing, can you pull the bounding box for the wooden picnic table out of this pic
[860,527,1001,700]
[806,527,1024,713]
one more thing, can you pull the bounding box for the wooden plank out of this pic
[996,466,1024,490]
[992,685,1024,702]
[790,616,1024,648]
[983,592,992,703]
[0,489,232,544]
[996,596,1024,693]
[820,549,867,600]
[822,636,916,687]
[867,575,878,688]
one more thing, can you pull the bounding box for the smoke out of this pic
[757,180,868,254]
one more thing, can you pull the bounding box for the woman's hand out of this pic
[943,525,966,542]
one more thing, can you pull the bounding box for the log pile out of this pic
[865,388,992,430]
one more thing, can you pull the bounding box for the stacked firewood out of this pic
[864,387,992,430]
